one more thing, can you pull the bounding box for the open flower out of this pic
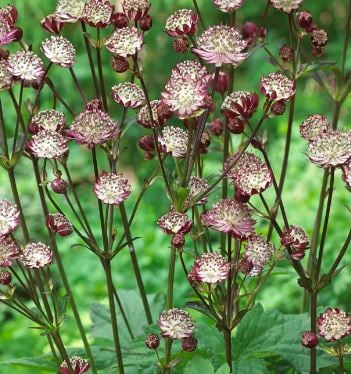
[46,213,73,237]
[185,176,209,207]
[27,130,68,159]
[0,236,19,267]
[0,59,12,89]
[82,0,114,28]
[55,0,87,23]
[41,35,76,67]
[159,126,188,158]
[7,51,44,86]
[137,100,162,128]
[59,356,90,374]
[157,209,192,235]
[221,91,259,119]
[67,101,119,147]
[317,308,351,342]
[0,200,20,236]
[0,5,22,46]
[191,253,231,284]
[244,234,274,269]
[165,9,198,37]
[270,0,303,13]
[260,72,295,101]
[159,308,195,339]
[192,25,247,67]
[20,242,53,269]
[213,0,243,12]
[94,172,131,205]
[300,114,330,143]
[201,199,255,239]
[105,26,143,57]
[121,0,150,21]
[111,82,145,108]
[29,109,65,134]
[308,130,351,168]
[281,225,309,251]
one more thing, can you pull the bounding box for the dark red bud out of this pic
[139,15,152,31]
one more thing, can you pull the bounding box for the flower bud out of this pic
[301,331,319,348]
[138,135,155,152]
[182,336,198,352]
[172,233,185,249]
[157,102,173,123]
[234,188,250,203]
[46,213,73,237]
[199,131,211,154]
[112,12,129,28]
[86,98,104,112]
[211,71,229,94]
[0,270,12,286]
[296,11,313,29]
[209,119,224,136]
[228,117,244,134]
[139,15,152,31]
[239,257,254,275]
[41,14,65,34]
[51,176,68,195]
[145,334,160,350]
[271,100,286,116]
[173,37,189,53]
[112,56,129,73]
[311,29,328,48]
[279,45,294,62]
[242,22,257,39]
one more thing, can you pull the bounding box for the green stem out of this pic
[69,67,87,103]
[310,292,317,374]
[341,0,351,77]
[96,28,108,111]
[224,329,233,373]
[338,341,344,374]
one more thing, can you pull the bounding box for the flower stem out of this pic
[223,328,233,373]
[310,292,317,374]
[338,341,344,374]
[96,28,108,111]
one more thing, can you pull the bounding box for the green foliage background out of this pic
[0,0,350,372]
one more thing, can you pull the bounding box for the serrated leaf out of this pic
[185,356,215,374]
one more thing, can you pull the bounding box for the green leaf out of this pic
[185,356,215,374]
[1,355,56,372]
[215,363,231,374]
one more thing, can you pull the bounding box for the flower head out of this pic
[301,331,319,348]
[59,356,90,374]
[260,72,295,101]
[0,200,20,237]
[0,5,18,25]
[145,334,160,350]
[157,209,192,235]
[159,126,188,158]
[159,308,195,339]
[7,51,44,86]
[0,270,12,285]
[213,0,244,12]
[41,14,65,34]
[192,253,230,284]
[201,199,255,239]
[222,91,259,119]
[82,0,114,28]
[41,35,76,67]
[308,130,351,168]
[0,236,19,267]
[244,235,274,269]
[137,100,163,128]
[55,0,87,23]
[30,109,65,134]
[68,102,119,147]
[317,308,351,342]
[94,172,131,205]
[121,0,150,21]
[185,176,209,207]
[270,0,303,13]
[20,242,53,269]
[111,82,145,108]
[300,114,330,143]
[165,9,198,37]
[192,25,247,67]
[281,225,309,251]
[0,59,12,89]
[46,213,73,237]
[27,130,68,159]
[105,26,143,57]
[0,6,22,46]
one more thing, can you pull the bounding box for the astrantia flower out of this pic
[0,59,12,89]
[172,61,211,85]
[105,26,143,57]
[20,242,53,269]
[55,0,87,23]
[137,100,162,128]
[317,308,351,342]
[46,213,73,237]
[213,0,244,12]
[28,130,68,159]
[281,225,309,251]
[165,9,198,37]
[159,126,188,158]
[121,0,150,21]
[41,35,76,68]
[7,51,44,86]
[270,0,303,13]
[30,109,65,134]
[222,91,259,119]
[111,82,145,108]
[201,199,255,239]
[0,236,19,267]
[0,5,18,24]
[0,16,22,47]
[301,331,319,348]
[185,176,209,207]
[68,104,119,147]
[157,209,192,235]
[159,308,195,339]
[244,234,274,269]
[192,26,247,67]
[192,253,230,284]
[82,0,114,28]
[59,356,90,374]
[260,72,295,101]
[94,172,131,205]
[0,200,20,236]
[308,130,351,168]
[300,114,330,143]
[41,14,65,34]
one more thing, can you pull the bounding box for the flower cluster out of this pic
[111,82,145,109]
[317,308,351,342]
[260,72,295,101]
[158,308,195,339]
[59,356,90,374]
[55,0,87,23]
[159,126,188,158]
[221,91,259,120]
[281,225,309,260]
[213,0,244,13]
[27,129,68,159]
[82,0,114,28]
[0,200,20,237]
[300,114,330,143]
[158,209,192,235]
[94,172,131,205]
[105,26,143,57]
[29,109,65,134]
[270,0,303,13]
[0,5,22,47]
[242,235,274,275]
[0,235,19,267]
[46,213,73,237]
[20,242,53,269]
[165,9,198,37]
[41,35,76,68]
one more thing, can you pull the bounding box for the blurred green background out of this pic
[0,0,350,372]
